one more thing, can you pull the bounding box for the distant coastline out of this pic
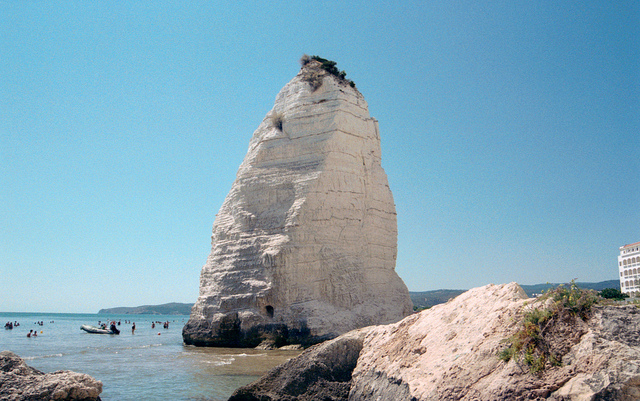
[98,302,193,315]
[98,280,620,314]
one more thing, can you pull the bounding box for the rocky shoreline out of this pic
[0,351,102,401]
[228,283,640,400]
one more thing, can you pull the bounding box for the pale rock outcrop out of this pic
[183,59,412,347]
[0,351,102,401]
[230,283,640,400]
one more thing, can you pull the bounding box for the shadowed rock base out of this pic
[228,329,367,401]
[0,351,102,401]
[182,315,331,348]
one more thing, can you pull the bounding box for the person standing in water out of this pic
[132,322,136,334]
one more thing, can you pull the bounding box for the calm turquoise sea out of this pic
[0,312,300,401]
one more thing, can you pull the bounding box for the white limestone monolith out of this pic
[182,59,412,347]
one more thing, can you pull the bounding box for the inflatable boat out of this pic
[80,324,120,335]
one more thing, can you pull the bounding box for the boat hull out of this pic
[80,324,119,335]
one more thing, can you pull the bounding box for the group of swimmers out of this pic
[97,319,122,327]
[6,318,178,337]
[4,321,20,329]
[5,320,48,337]
[150,321,170,329]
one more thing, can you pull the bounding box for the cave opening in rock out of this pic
[265,305,274,318]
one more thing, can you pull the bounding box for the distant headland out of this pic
[98,280,619,315]
[98,302,193,315]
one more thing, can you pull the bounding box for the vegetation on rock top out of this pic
[300,54,356,89]
[499,281,601,373]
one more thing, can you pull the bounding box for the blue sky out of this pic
[1,1,638,313]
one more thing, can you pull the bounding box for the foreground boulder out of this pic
[183,57,412,348]
[229,328,368,401]
[0,351,102,401]
[230,283,640,400]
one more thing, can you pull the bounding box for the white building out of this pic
[619,241,640,296]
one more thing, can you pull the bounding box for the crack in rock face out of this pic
[182,60,412,348]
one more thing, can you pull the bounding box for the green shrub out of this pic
[600,288,629,301]
[312,56,338,74]
[548,280,599,319]
[498,306,552,366]
[299,54,356,89]
[499,280,598,374]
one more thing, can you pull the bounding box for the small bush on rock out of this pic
[599,288,629,301]
[499,280,599,374]
[299,54,356,90]
[299,54,312,66]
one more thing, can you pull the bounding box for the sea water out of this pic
[0,312,300,400]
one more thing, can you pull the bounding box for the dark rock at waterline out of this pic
[228,328,368,401]
[0,351,102,401]
[182,315,334,348]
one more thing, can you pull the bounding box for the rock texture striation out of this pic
[230,283,640,400]
[0,351,102,401]
[183,59,412,347]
